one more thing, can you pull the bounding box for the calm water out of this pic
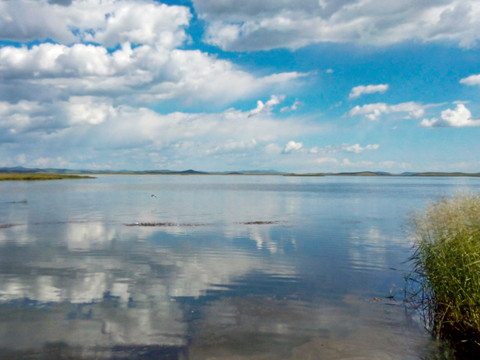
[1,175,479,359]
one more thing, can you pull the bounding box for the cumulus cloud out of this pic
[348,102,426,121]
[460,74,480,86]
[66,97,116,125]
[193,0,480,50]
[0,0,191,48]
[0,0,314,170]
[420,104,480,127]
[349,84,389,100]
[283,141,304,153]
[0,42,303,105]
[0,1,304,107]
[249,95,285,116]
[0,100,62,138]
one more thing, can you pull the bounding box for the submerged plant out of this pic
[407,194,480,356]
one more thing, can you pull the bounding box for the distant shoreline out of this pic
[0,173,95,181]
[1,167,480,178]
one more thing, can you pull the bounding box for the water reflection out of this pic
[0,220,300,358]
[348,227,406,272]
[1,175,478,359]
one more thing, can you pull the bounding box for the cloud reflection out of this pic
[0,219,297,354]
[348,226,409,273]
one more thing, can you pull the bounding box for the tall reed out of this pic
[407,194,480,355]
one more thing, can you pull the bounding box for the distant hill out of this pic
[0,166,45,173]
[176,169,207,175]
[1,167,479,177]
[0,167,285,176]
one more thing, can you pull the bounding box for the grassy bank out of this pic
[0,173,95,181]
[408,194,480,356]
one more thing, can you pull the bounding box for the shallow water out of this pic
[1,175,479,359]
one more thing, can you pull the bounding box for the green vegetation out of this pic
[408,194,480,356]
[0,173,95,181]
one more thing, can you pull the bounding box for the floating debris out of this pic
[7,199,28,204]
[239,221,281,225]
[0,224,16,229]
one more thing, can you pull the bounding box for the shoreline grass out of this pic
[407,194,480,357]
[0,173,95,181]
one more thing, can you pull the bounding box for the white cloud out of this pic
[283,141,304,153]
[420,104,480,128]
[0,100,43,116]
[0,1,305,107]
[310,143,379,154]
[249,95,285,116]
[205,139,258,155]
[0,97,320,169]
[348,102,426,121]
[344,144,380,154]
[349,84,389,100]
[0,1,310,171]
[193,0,480,50]
[0,0,191,48]
[460,74,480,86]
[0,100,57,137]
[0,42,303,106]
[280,100,301,112]
[0,1,313,165]
[66,97,116,125]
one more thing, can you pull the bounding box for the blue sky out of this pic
[1,0,480,172]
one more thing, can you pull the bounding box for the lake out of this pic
[1,175,479,359]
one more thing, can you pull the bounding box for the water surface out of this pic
[1,175,479,359]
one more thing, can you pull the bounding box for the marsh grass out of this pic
[0,173,94,181]
[407,194,480,356]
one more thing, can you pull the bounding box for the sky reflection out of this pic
[1,175,479,358]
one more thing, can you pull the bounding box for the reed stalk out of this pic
[407,194,480,356]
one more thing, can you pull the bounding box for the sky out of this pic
[1,0,480,173]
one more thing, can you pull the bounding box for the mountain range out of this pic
[1,167,480,177]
